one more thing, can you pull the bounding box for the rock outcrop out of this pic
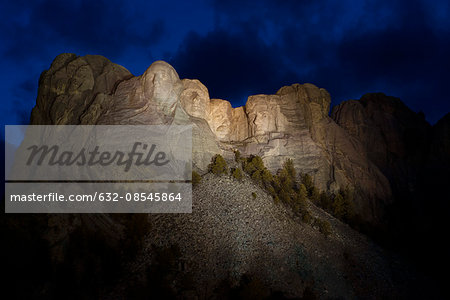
[331,94,450,265]
[331,93,431,199]
[31,53,132,125]
[31,55,220,170]
[30,53,393,225]
[239,85,391,225]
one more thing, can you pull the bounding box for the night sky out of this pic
[1,0,449,131]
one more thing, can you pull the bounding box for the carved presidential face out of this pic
[247,95,278,136]
[191,92,208,117]
[254,110,271,134]
[142,61,183,115]
[180,79,210,120]
[208,99,232,140]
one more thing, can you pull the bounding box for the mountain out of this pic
[332,94,450,263]
[31,53,393,228]
[6,53,447,299]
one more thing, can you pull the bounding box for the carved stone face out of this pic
[247,95,278,136]
[194,95,211,118]
[142,61,183,115]
[208,99,232,141]
[180,79,210,119]
[254,110,273,135]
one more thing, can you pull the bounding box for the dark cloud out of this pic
[18,78,35,93]
[170,29,297,106]
[0,0,166,127]
[0,0,449,126]
[0,0,165,61]
[308,0,450,121]
[13,78,37,124]
[170,0,450,123]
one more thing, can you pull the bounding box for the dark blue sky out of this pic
[1,0,449,130]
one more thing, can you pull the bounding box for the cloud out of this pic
[0,0,166,126]
[170,0,450,123]
[170,29,297,106]
[0,0,448,124]
[0,0,165,61]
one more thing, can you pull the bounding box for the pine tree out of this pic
[277,168,293,192]
[282,158,296,182]
[192,171,201,186]
[320,191,332,211]
[301,173,314,193]
[261,168,273,188]
[209,154,228,175]
[310,186,320,204]
[291,183,307,214]
[231,168,242,181]
[298,183,308,203]
[234,149,241,162]
[243,155,264,175]
[333,193,346,219]
[279,189,291,204]
[251,170,262,183]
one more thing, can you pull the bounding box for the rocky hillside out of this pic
[104,173,434,299]
[5,169,439,299]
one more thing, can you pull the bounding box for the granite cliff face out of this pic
[31,54,392,225]
[331,94,450,267]
[31,55,221,173]
[331,93,430,199]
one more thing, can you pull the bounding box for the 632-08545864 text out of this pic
[9,192,184,202]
